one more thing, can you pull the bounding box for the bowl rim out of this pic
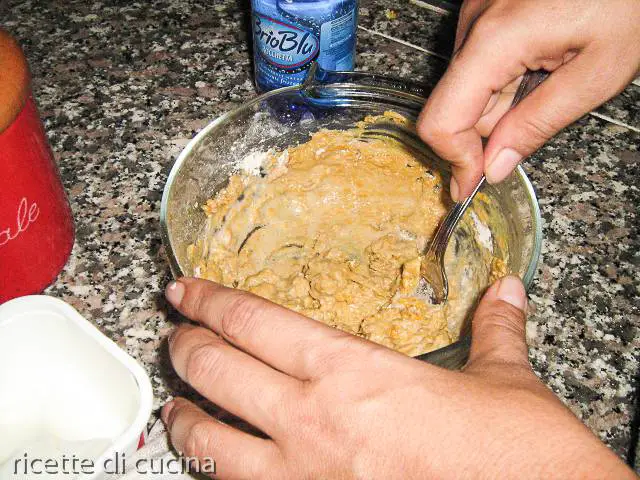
[160,81,543,365]
[160,84,303,277]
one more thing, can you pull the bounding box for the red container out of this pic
[0,30,74,303]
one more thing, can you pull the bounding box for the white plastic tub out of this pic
[0,296,153,479]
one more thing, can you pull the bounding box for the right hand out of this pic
[417,0,640,201]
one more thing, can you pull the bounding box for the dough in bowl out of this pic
[188,116,507,357]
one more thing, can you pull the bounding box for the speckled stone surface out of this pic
[4,0,639,465]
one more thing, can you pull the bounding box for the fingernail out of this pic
[161,401,175,425]
[166,280,185,306]
[496,276,527,311]
[486,148,522,184]
[450,177,460,202]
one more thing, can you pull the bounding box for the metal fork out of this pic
[420,69,549,303]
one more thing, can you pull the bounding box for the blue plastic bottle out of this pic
[251,0,358,91]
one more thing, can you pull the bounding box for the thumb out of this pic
[483,51,625,184]
[465,276,529,372]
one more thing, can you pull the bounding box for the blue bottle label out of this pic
[318,7,356,70]
[254,13,320,71]
[252,0,358,91]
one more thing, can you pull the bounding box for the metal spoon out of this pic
[420,69,549,303]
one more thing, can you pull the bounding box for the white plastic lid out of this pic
[0,296,153,479]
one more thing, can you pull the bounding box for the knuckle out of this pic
[304,334,366,374]
[183,419,215,459]
[304,340,343,373]
[185,342,225,386]
[173,325,202,346]
[520,115,556,145]
[466,15,502,44]
[463,9,522,59]
[168,326,193,355]
[171,326,212,360]
[480,303,526,337]
[365,340,408,367]
[419,115,450,142]
[181,282,208,317]
[166,399,188,427]
[220,292,263,341]
[182,280,225,318]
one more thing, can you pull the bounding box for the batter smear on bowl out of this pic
[188,115,507,357]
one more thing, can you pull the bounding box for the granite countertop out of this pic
[4,0,639,466]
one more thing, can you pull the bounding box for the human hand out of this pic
[161,276,633,479]
[417,0,640,201]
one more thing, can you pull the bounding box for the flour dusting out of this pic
[239,150,270,176]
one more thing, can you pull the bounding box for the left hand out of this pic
[160,277,631,479]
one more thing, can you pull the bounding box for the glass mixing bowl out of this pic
[160,68,542,369]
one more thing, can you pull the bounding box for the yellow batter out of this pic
[188,118,507,357]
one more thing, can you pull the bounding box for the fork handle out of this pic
[512,70,550,107]
[455,69,550,208]
[424,69,550,302]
